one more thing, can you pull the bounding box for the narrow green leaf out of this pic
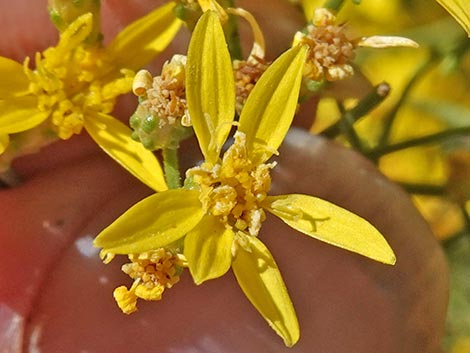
[435,0,470,36]
[263,194,396,265]
[84,112,167,192]
[0,96,48,134]
[106,1,182,71]
[238,45,308,165]
[0,57,30,98]
[184,215,234,284]
[94,189,203,254]
[232,236,299,347]
[186,11,235,164]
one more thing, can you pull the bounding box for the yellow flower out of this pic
[293,7,418,82]
[435,0,470,36]
[94,11,395,347]
[0,2,181,191]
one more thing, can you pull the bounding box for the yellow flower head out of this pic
[95,11,396,347]
[293,7,418,82]
[0,2,180,190]
[24,13,131,140]
[129,55,193,151]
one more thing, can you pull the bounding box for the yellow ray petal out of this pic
[435,0,470,36]
[0,57,30,98]
[232,236,299,347]
[357,36,419,48]
[0,96,48,134]
[263,194,396,265]
[237,45,308,165]
[186,11,235,164]
[106,2,182,72]
[94,189,203,255]
[184,215,234,284]
[84,112,167,192]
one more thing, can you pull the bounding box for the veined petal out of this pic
[0,134,9,154]
[357,36,419,48]
[263,194,396,265]
[435,0,470,36]
[94,189,203,255]
[232,236,299,347]
[106,2,182,72]
[186,11,235,164]
[237,45,308,165]
[0,57,30,98]
[184,215,234,284]
[0,96,48,134]
[84,112,167,192]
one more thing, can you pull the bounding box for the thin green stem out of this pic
[377,56,436,149]
[367,126,470,159]
[220,0,242,60]
[397,182,446,196]
[322,82,390,139]
[162,148,181,189]
[336,101,365,152]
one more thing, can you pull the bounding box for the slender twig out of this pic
[367,126,470,159]
[336,101,366,152]
[377,56,436,149]
[322,82,391,139]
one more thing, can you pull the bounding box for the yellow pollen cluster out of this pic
[294,8,355,82]
[138,55,189,127]
[113,248,185,314]
[187,131,274,236]
[23,16,133,140]
[233,57,269,115]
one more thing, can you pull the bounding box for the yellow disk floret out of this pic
[113,248,186,314]
[23,13,134,139]
[187,131,274,237]
[293,8,355,82]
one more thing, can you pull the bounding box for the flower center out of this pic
[23,14,133,140]
[187,131,274,236]
[294,8,355,81]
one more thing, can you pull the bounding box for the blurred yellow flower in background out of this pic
[0,2,181,191]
